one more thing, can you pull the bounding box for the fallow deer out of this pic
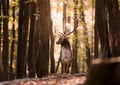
[56,33,72,74]
[56,18,78,73]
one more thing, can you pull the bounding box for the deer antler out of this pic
[58,17,78,37]
[67,18,78,35]
[58,32,68,38]
[59,32,64,36]
[58,33,62,37]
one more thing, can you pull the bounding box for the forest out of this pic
[0,0,120,85]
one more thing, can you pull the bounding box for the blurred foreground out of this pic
[0,74,86,85]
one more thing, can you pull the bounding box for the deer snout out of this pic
[56,40,62,44]
[56,41,60,44]
[56,38,64,44]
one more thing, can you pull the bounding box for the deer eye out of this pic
[60,37,62,40]
[58,38,62,41]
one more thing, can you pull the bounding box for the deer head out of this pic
[56,32,74,73]
[56,27,77,45]
[56,21,78,42]
[56,32,68,44]
[56,20,78,73]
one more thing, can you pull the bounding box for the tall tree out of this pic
[10,0,16,80]
[2,0,9,80]
[50,21,55,73]
[106,0,120,57]
[79,0,91,71]
[17,0,30,78]
[33,4,40,77]
[94,14,99,59]
[0,0,1,57]
[28,2,36,77]
[71,0,79,74]
[0,1,5,81]
[96,0,111,58]
[35,0,51,77]
[17,0,24,78]
[22,1,30,78]
[63,0,67,33]
[85,0,120,85]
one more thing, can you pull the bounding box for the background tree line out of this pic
[0,0,51,81]
[0,0,119,83]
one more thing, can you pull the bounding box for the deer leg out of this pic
[61,63,65,74]
[61,63,63,73]
[67,61,71,73]
[66,63,69,73]
[64,64,67,73]
[63,63,66,74]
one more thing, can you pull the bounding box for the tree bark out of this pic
[85,0,120,85]
[17,0,25,78]
[10,3,16,80]
[2,0,9,80]
[50,21,55,73]
[94,21,99,58]
[94,0,111,58]
[79,0,91,71]
[106,0,120,57]
[63,0,67,33]
[0,1,6,82]
[28,2,36,77]
[22,2,30,78]
[36,0,51,78]
[71,0,78,74]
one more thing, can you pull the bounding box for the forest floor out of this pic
[0,73,86,85]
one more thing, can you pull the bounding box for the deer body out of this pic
[56,35,72,73]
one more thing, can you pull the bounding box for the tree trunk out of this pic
[85,0,120,85]
[2,0,9,80]
[36,0,51,78]
[17,0,30,78]
[79,0,91,71]
[0,0,1,57]
[94,21,99,58]
[17,0,25,78]
[28,2,36,77]
[0,60,5,81]
[50,21,55,73]
[106,0,120,57]
[95,0,111,58]
[10,3,16,80]
[71,0,78,74]
[0,2,5,81]
[63,0,67,33]
[22,2,30,78]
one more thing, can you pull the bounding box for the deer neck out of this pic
[61,39,70,48]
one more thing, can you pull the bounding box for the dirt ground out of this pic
[0,74,86,85]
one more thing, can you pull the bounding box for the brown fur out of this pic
[56,34,72,74]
